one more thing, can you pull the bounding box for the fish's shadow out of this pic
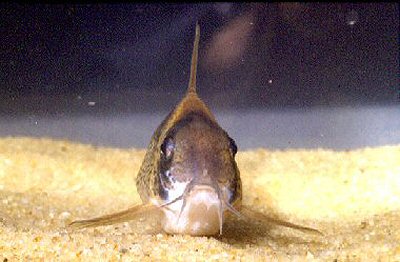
[215,216,325,249]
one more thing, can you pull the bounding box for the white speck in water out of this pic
[268,79,273,84]
[88,101,96,106]
[346,10,359,26]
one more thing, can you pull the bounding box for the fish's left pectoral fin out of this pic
[69,203,157,229]
[240,205,323,236]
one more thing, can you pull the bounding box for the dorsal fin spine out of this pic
[187,23,200,94]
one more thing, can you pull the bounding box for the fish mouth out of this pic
[158,180,242,236]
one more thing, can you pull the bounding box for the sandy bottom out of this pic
[0,137,399,261]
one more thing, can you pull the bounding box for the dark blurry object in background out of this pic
[204,10,254,71]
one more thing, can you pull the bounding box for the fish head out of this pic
[156,112,241,235]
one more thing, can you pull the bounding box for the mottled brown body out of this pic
[134,24,242,235]
[136,24,241,208]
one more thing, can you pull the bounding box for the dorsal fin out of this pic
[187,23,200,94]
[156,23,217,137]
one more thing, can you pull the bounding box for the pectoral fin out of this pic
[241,205,323,236]
[69,203,157,229]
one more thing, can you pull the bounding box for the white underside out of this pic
[154,185,225,236]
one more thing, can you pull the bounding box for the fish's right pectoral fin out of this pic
[69,203,157,229]
[240,205,323,236]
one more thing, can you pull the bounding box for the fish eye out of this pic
[228,137,237,156]
[160,169,175,184]
[161,137,174,160]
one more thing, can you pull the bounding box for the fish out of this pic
[70,23,321,237]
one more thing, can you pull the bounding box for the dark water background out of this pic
[1,3,399,149]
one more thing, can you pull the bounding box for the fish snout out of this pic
[161,185,225,236]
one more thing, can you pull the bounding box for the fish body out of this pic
[135,24,242,235]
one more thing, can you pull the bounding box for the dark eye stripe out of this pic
[159,137,175,200]
[161,137,174,160]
